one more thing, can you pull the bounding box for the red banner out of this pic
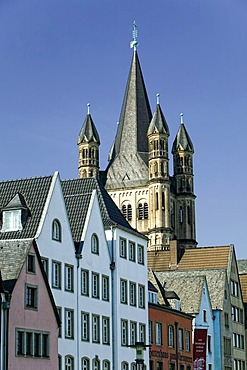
[193,329,207,370]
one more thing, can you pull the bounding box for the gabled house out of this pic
[0,172,149,370]
[0,239,60,370]
[151,244,245,370]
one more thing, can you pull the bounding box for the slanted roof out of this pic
[156,269,226,311]
[62,177,145,243]
[0,239,33,287]
[237,260,247,303]
[237,260,247,274]
[78,113,100,144]
[177,246,231,271]
[148,103,169,136]
[105,50,152,189]
[2,193,28,211]
[0,176,53,240]
[172,123,194,153]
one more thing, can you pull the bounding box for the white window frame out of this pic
[121,319,128,346]
[129,241,136,261]
[3,210,22,231]
[91,234,99,254]
[81,269,89,296]
[130,321,137,345]
[52,260,61,289]
[102,316,110,344]
[102,275,109,301]
[137,244,144,265]
[92,314,100,343]
[120,238,127,258]
[120,279,128,304]
[92,272,100,299]
[65,309,74,339]
[138,284,145,308]
[156,322,162,346]
[81,312,90,342]
[65,264,74,292]
[129,282,136,306]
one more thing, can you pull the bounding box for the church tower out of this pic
[172,113,197,249]
[78,104,100,178]
[147,95,172,250]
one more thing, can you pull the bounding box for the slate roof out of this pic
[148,103,170,136]
[78,113,100,144]
[237,260,247,303]
[62,177,145,243]
[105,50,152,189]
[0,239,33,286]
[237,259,247,274]
[156,269,226,312]
[0,176,53,240]
[172,123,194,154]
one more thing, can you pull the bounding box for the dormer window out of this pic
[1,193,30,232]
[52,219,62,242]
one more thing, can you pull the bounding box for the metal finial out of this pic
[87,103,90,115]
[156,93,160,105]
[130,20,138,50]
[180,112,184,124]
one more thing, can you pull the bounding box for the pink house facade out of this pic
[0,239,59,370]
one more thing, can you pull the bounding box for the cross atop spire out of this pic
[156,93,160,105]
[130,20,138,51]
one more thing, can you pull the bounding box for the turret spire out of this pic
[130,20,138,51]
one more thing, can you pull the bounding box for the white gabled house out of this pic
[0,172,149,370]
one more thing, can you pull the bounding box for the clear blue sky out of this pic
[1,0,247,258]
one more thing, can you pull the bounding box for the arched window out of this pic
[131,363,137,370]
[122,204,127,219]
[103,360,110,370]
[179,206,183,224]
[187,205,191,225]
[82,357,90,370]
[65,355,74,370]
[52,219,62,242]
[91,234,99,254]
[92,358,100,370]
[121,362,129,370]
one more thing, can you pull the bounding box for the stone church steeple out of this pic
[172,113,197,249]
[78,104,100,179]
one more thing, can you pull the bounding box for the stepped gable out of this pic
[0,176,53,240]
[62,177,144,243]
[156,269,226,311]
[177,245,231,270]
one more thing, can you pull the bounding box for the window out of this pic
[27,254,35,273]
[41,257,49,277]
[52,219,61,241]
[82,357,90,370]
[16,329,50,358]
[129,282,136,306]
[57,307,62,338]
[138,284,145,308]
[144,203,148,219]
[138,203,144,220]
[122,362,129,370]
[157,362,163,370]
[129,241,136,261]
[148,291,158,304]
[149,320,153,344]
[92,314,100,343]
[92,272,99,299]
[208,335,212,352]
[130,321,137,345]
[3,210,21,231]
[156,322,162,345]
[65,355,74,370]
[120,279,128,304]
[225,313,229,327]
[102,275,109,301]
[232,306,244,323]
[138,245,144,265]
[65,309,74,339]
[131,363,137,370]
[203,309,207,322]
[122,204,132,221]
[139,323,146,343]
[185,330,190,352]
[178,328,184,350]
[102,316,110,344]
[120,238,127,258]
[65,264,74,292]
[91,234,99,254]
[81,312,90,341]
[230,280,239,297]
[103,360,110,370]
[121,319,128,346]
[81,269,89,296]
[52,260,61,289]
[58,355,62,370]
[224,337,231,356]
[93,359,100,370]
[25,284,38,309]
[168,325,174,347]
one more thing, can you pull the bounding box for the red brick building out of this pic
[148,278,193,370]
